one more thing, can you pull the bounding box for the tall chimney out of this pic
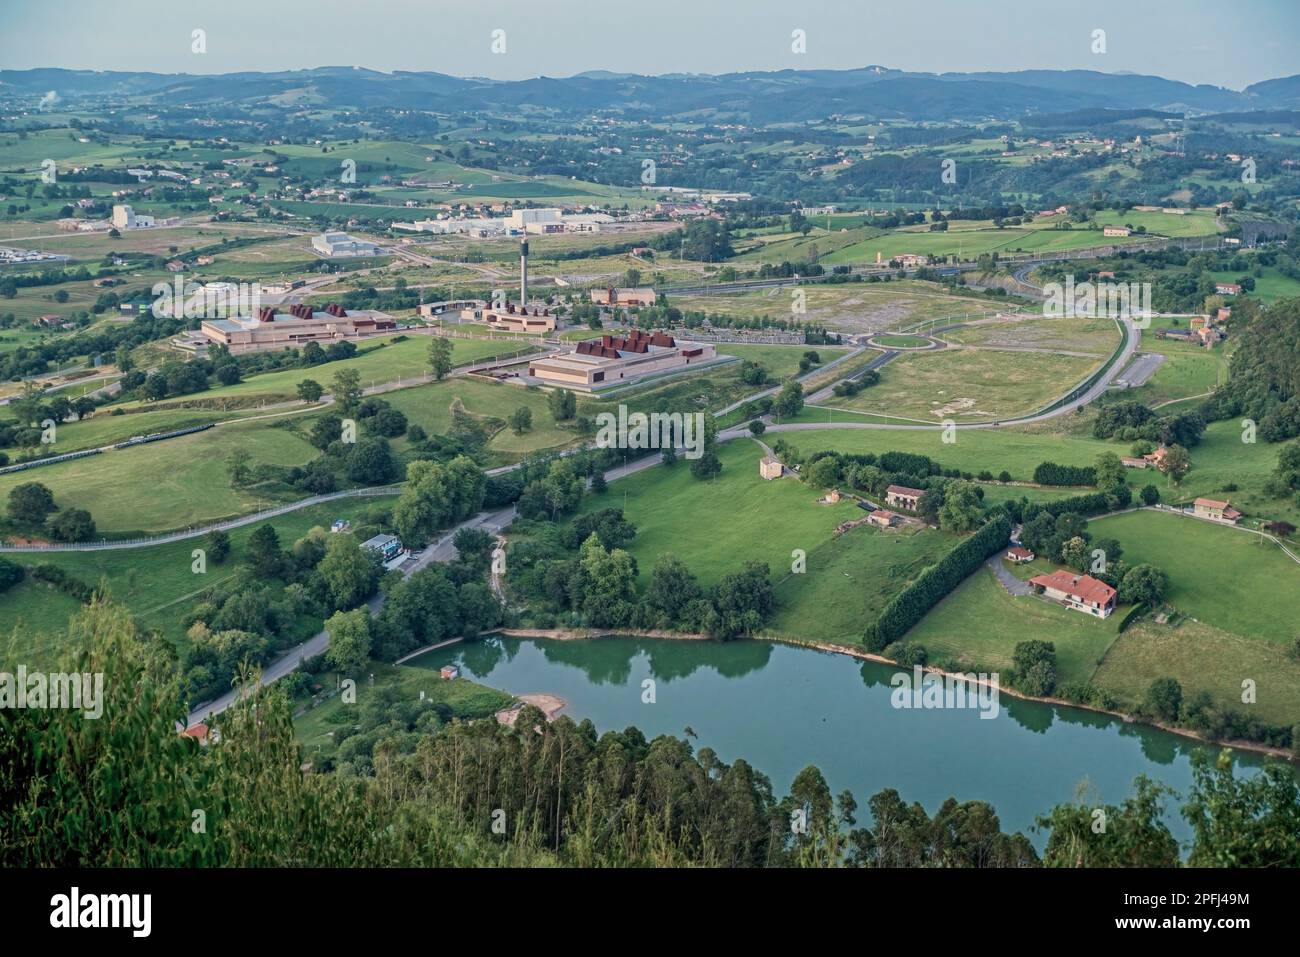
[520,239,529,304]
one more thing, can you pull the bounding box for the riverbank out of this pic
[479,626,1297,763]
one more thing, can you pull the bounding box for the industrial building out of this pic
[527,329,716,391]
[199,303,396,354]
[591,287,657,307]
[111,204,156,229]
[312,232,381,258]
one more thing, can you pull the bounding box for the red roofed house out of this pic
[180,723,212,745]
[1006,546,1035,563]
[885,485,925,511]
[868,509,898,528]
[1028,569,1118,618]
[1193,497,1242,524]
[1215,282,1242,296]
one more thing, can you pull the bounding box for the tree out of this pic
[1140,484,1160,506]
[7,482,56,526]
[509,407,533,435]
[937,480,983,533]
[331,368,363,413]
[206,528,231,564]
[804,456,842,489]
[428,337,453,381]
[1144,677,1183,723]
[748,420,766,436]
[575,534,638,627]
[1183,751,1300,867]
[49,508,96,542]
[325,608,372,675]
[646,553,702,622]
[773,380,804,418]
[1119,563,1167,606]
[1093,452,1127,491]
[317,534,379,610]
[297,379,324,403]
[244,524,283,578]
[1158,444,1191,485]
[1037,777,1179,867]
[346,437,397,484]
[547,388,576,422]
[1012,639,1057,696]
[690,450,723,481]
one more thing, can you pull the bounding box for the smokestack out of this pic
[520,239,529,304]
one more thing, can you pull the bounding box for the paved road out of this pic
[182,449,672,728]
[985,551,1031,596]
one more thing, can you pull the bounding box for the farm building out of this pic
[885,485,925,511]
[759,455,784,480]
[868,510,898,528]
[1214,282,1242,296]
[1028,570,1118,618]
[1103,226,1131,237]
[1193,498,1242,524]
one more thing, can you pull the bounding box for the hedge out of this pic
[1117,602,1148,633]
[1039,483,1131,518]
[864,513,1012,650]
[1032,461,1097,486]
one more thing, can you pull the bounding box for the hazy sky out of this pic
[1,0,1297,89]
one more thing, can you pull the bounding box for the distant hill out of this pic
[3,66,1299,122]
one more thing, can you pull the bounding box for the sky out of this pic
[1,0,1297,90]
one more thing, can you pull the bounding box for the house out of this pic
[1143,446,1169,468]
[868,509,898,528]
[1215,282,1242,296]
[165,259,184,272]
[1103,226,1131,237]
[1028,569,1118,618]
[330,519,350,533]
[1006,546,1035,563]
[1097,270,1116,279]
[35,314,62,327]
[180,723,212,745]
[1193,497,1242,524]
[820,488,842,504]
[885,484,925,511]
[759,455,784,480]
[1121,456,1150,469]
[440,665,461,681]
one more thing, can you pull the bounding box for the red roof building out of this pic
[1028,570,1118,618]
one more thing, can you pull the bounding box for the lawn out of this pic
[115,335,534,409]
[1092,618,1300,727]
[818,347,1104,421]
[0,493,399,665]
[575,439,862,589]
[870,333,932,348]
[767,523,958,645]
[1092,509,1300,645]
[903,566,1123,685]
[384,377,586,463]
[0,418,320,535]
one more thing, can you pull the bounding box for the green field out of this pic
[0,418,319,535]
[0,493,399,664]
[818,347,1104,422]
[774,419,1300,526]
[870,333,932,348]
[1093,509,1300,645]
[575,439,862,589]
[1093,618,1300,726]
[767,522,957,645]
[903,566,1123,684]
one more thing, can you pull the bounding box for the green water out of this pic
[410,635,1286,846]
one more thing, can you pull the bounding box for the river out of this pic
[408,634,1285,847]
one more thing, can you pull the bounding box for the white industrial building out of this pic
[111,205,156,229]
[312,232,381,258]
